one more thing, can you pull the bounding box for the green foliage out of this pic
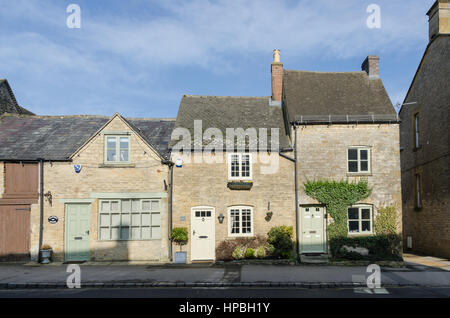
[304,179,372,248]
[256,246,266,259]
[171,228,188,251]
[216,236,268,261]
[375,206,398,235]
[244,248,256,259]
[267,226,294,259]
[232,246,244,260]
[331,234,402,261]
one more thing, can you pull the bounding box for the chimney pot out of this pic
[362,55,380,78]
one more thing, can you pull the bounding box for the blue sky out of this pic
[0,0,435,118]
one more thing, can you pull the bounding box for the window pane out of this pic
[348,161,358,172]
[111,227,120,240]
[131,200,139,212]
[121,227,130,240]
[142,200,151,211]
[100,227,110,240]
[111,201,119,212]
[141,213,151,226]
[231,155,239,177]
[152,226,161,239]
[348,221,359,233]
[151,200,160,210]
[111,214,120,226]
[206,211,211,217]
[231,210,240,234]
[100,214,110,226]
[360,160,368,172]
[119,137,129,149]
[361,208,371,219]
[121,214,130,227]
[131,227,140,239]
[151,213,161,226]
[106,137,117,161]
[241,209,251,234]
[348,208,359,220]
[362,221,371,232]
[195,211,200,217]
[122,200,131,213]
[101,201,109,212]
[132,213,140,226]
[241,154,250,177]
[360,149,368,160]
[348,149,358,160]
[141,227,151,239]
[119,149,129,162]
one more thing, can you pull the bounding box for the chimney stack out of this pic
[362,55,380,79]
[271,49,283,102]
[427,0,450,41]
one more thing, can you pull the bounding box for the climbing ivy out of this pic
[303,179,372,242]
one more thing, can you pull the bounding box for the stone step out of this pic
[300,254,329,264]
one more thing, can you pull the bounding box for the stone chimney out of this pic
[362,55,380,79]
[271,49,283,102]
[427,0,450,41]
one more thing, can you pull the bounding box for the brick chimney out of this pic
[362,55,380,79]
[427,0,450,41]
[271,49,283,102]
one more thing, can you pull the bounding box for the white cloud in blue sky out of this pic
[0,0,435,117]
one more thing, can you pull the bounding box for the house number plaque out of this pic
[48,216,58,224]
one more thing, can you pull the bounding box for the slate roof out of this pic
[171,95,291,150]
[283,70,396,123]
[0,115,175,161]
[0,79,35,116]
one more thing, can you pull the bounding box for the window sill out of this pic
[98,163,135,168]
[347,173,372,177]
[347,233,373,237]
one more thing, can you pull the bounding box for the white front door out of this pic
[299,206,326,254]
[191,207,215,261]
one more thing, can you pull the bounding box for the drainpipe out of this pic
[37,158,44,263]
[293,124,300,257]
[162,159,174,262]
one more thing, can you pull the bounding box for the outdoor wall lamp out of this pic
[218,213,225,224]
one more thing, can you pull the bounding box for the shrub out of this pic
[375,206,398,235]
[216,235,268,261]
[256,246,266,259]
[171,228,188,251]
[245,248,256,259]
[330,234,402,261]
[232,246,244,260]
[267,226,294,259]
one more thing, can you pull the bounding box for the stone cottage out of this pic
[0,111,174,262]
[400,0,450,258]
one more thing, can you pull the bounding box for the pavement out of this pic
[0,253,449,290]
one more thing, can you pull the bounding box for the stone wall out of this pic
[29,116,170,262]
[171,152,296,262]
[296,124,403,234]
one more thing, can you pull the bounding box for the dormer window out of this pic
[105,135,130,163]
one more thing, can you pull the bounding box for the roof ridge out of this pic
[285,70,366,74]
[182,95,270,99]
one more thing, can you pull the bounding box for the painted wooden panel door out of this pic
[65,204,91,261]
[300,206,326,253]
[0,205,30,261]
[191,208,215,261]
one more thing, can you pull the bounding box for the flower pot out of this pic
[40,249,52,264]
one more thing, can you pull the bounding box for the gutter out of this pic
[162,159,174,262]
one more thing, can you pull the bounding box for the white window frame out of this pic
[347,205,373,235]
[227,206,254,237]
[227,153,252,180]
[98,198,161,241]
[347,147,371,174]
[104,135,131,164]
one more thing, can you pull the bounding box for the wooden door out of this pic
[0,204,31,261]
[191,207,215,261]
[65,203,91,262]
[300,206,326,254]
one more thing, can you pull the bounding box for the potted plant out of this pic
[171,227,188,264]
[40,244,53,264]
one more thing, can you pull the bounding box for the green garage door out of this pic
[65,203,91,262]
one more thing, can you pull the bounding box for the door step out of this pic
[300,254,329,264]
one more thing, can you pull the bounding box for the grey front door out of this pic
[300,206,326,254]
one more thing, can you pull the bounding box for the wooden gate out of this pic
[0,204,31,261]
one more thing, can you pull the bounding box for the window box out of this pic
[227,181,253,190]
